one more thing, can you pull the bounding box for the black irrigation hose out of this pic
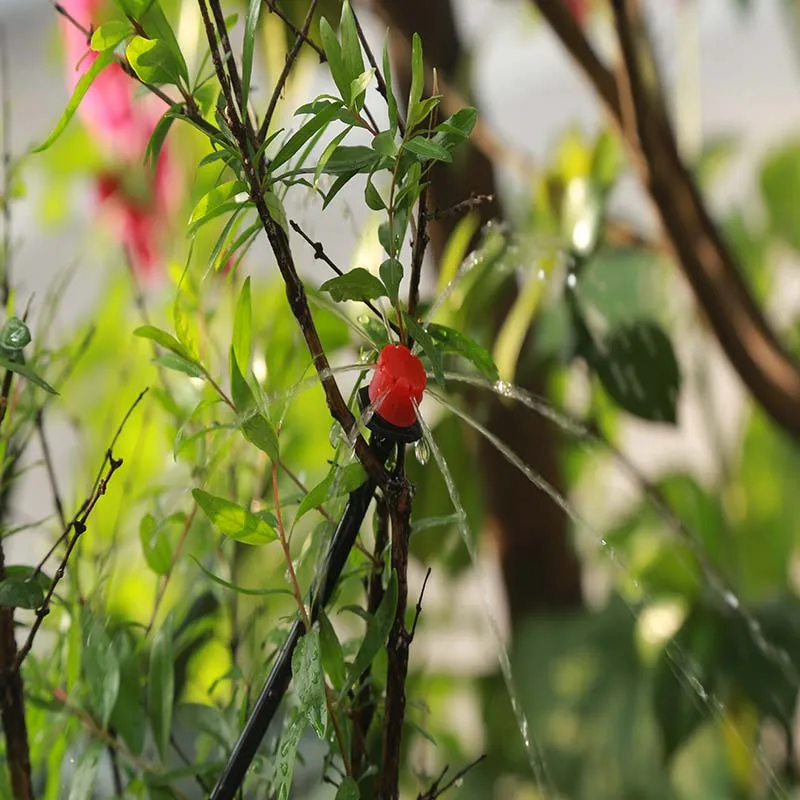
[211,395,422,799]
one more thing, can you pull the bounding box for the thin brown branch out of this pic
[263,0,326,61]
[408,567,431,640]
[207,0,258,144]
[13,389,148,671]
[259,0,322,141]
[407,186,429,318]
[289,218,401,335]
[351,7,406,138]
[425,193,494,222]
[417,754,487,799]
[145,503,197,635]
[35,411,66,529]
[531,0,800,439]
[271,459,310,629]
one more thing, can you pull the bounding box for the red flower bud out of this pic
[368,344,427,428]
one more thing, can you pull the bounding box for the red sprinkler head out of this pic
[368,344,427,428]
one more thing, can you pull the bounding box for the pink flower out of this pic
[59,0,178,280]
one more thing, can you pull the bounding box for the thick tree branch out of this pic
[531,0,800,439]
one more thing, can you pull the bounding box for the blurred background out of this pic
[1,0,800,798]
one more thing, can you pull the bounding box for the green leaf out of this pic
[274,713,304,800]
[426,322,498,380]
[295,462,367,522]
[188,180,249,233]
[134,325,189,358]
[320,268,387,303]
[230,345,255,414]
[68,743,102,800]
[139,513,173,575]
[0,354,58,394]
[193,488,278,545]
[301,127,346,190]
[404,135,452,163]
[132,0,189,83]
[403,314,445,387]
[322,144,380,176]
[319,17,349,102]
[407,33,424,130]
[382,38,399,134]
[0,575,44,609]
[149,614,175,759]
[408,96,441,132]
[191,556,290,596]
[372,130,397,158]
[241,0,261,115]
[760,140,800,252]
[378,207,409,257]
[342,570,398,696]
[336,777,360,800]
[83,617,120,729]
[34,48,116,152]
[591,128,624,191]
[110,653,146,755]
[90,20,133,50]
[272,101,344,171]
[318,611,346,690]
[340,1,365,103]
[241,412,280,462]
[348,68,375,111]
[588,320,681,424]
[0,317,30,351]
[379,257,403,305]
[364,178,385,211]
[292,628,328,738]
[153,352,205,378]
[264,189,289,235]
[126,36,184,86]
[233,276,252,374]
[145,107,177,172]
[435,107,477,141]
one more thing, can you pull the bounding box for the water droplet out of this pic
[723,590,740,610]
[68,756,76,765]
[537,268,546,280]
[413,438,430,465]
[455,777,464,788]
[566,272,577,289]
[329,422,341,448]
[494,380,513,398]
[356,314,370,326]
[358,347,376,364]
